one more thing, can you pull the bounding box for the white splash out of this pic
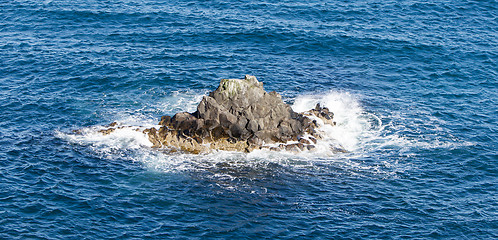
[292,91,383,153]
[57,90,387,162]
[58,89,459,180]
[155,90,207,115]
[56,123,154,161]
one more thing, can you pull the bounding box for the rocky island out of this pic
[101,75,337,153]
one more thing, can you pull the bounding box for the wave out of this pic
[292,91,380,152]
[55,89,475,184]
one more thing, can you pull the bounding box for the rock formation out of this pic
[102,75,336,153]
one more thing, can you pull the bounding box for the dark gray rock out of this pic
[145,75,336,153]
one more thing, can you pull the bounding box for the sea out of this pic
[1,0,496,239]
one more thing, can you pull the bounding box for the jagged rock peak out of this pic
[212,75,264,99]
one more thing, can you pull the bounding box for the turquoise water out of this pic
[1,0,497,239]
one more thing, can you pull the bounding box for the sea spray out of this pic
[292,91,380,152]
[59,90,394,161]
[54,89,415,192]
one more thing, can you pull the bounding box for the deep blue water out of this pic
[1,0,497,239]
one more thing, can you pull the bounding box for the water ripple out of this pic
[1,0,497,239]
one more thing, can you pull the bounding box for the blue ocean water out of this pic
[1,0,497,239]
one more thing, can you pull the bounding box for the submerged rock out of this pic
[139,75,337,153]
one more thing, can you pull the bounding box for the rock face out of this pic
[139,75,335,153]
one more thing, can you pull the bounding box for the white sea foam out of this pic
[155,90,207,115]
[293,91,365,151]
[56,123,154,161]
[55,90,398,175]
[291,91,391,155]
[56,89,474,182]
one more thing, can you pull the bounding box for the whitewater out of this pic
[57,90,465,181]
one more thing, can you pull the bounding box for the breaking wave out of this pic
[56,89,473,182]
